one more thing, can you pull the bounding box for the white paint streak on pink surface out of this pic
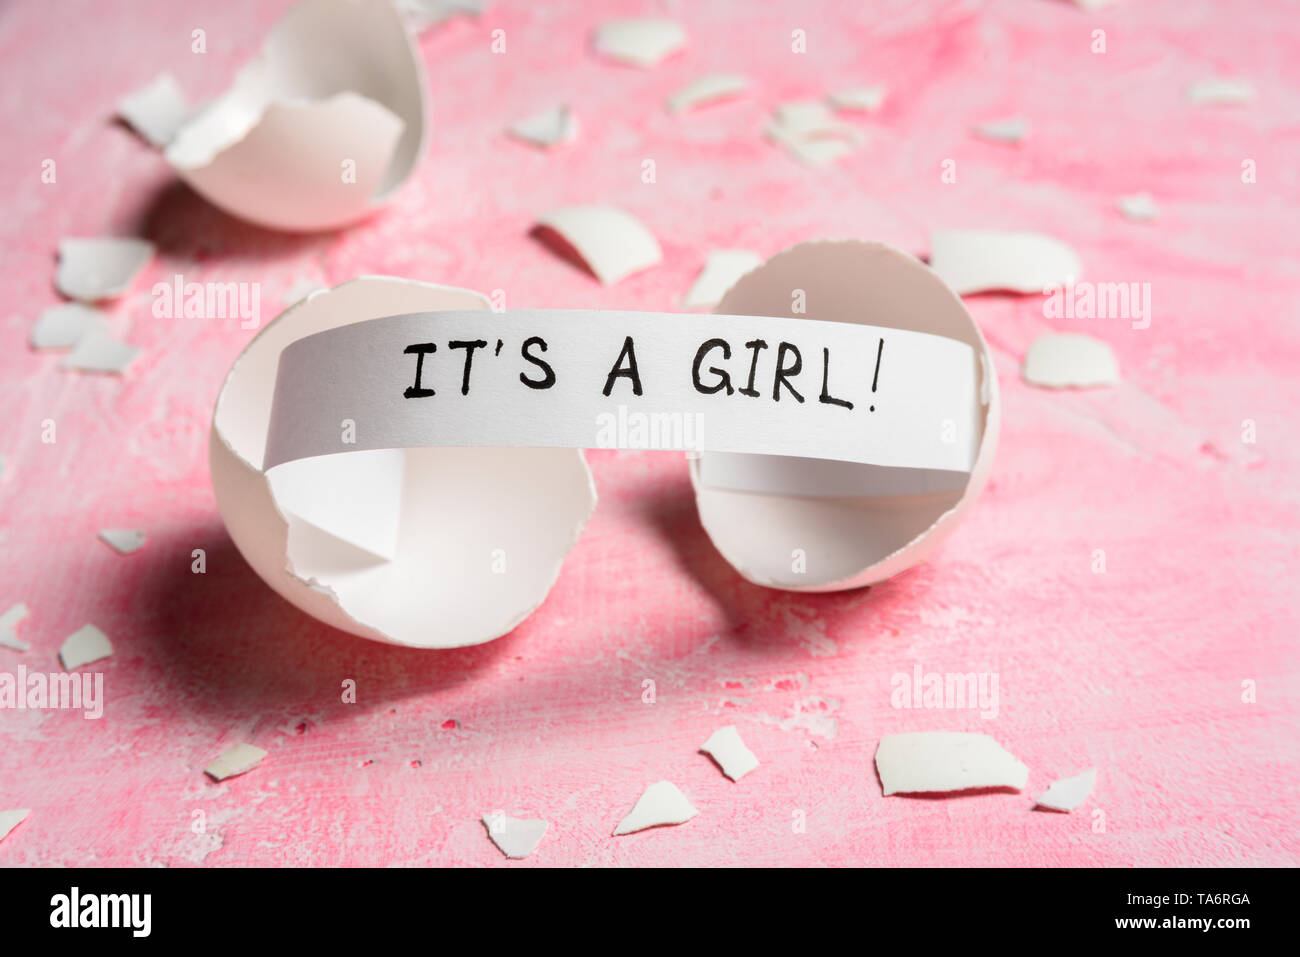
[0,0,1297,866]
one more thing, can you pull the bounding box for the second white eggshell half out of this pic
[690,240,999,590]
[210,276,597,648]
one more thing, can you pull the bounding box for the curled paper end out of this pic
[210,276,597,649]
[163,0,426,231]
[690,240,999,591]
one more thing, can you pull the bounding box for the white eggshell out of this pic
[210,276,596,648]
[690,240,999,591]
[165,0,426,232]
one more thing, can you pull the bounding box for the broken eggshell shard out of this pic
[164,0,426,232]
[690,240,999,591]
[209,276,597,648]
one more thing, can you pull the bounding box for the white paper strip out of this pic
[262,310,980,481]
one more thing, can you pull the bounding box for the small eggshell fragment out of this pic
[210,276,596,648]
[55,238,154,302]
[876,732,1030,795]
[828,85,887,113]
[930,230,1082,296]
[613,781,698,835]
[691,240,999,591]
[117,73,190,146]
[0,809,31,843]
[700,725,760,781]
[1021,333,1120,389]
[59,624,113,670]
[205,744,267,781]
[482,812,548,859]
[164,0,426,231]
[31,303,110,350]
[682,250,761,308]
[972,117,1028,144]
[1035,768,1097,812]
[534,205,662,286]
[593,19,687,68]
[667,74,749,114]
[509,105,578,148]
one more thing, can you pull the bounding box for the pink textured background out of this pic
[1,0,1297,866]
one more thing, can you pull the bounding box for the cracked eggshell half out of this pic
[689,240,999,591]
[209,277,597,648]
[165,0,426,232]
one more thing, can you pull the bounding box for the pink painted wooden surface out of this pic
[1,0,1297,866]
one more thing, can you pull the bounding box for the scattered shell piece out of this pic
[1022,332,1120,389]
[30,303,110,350]
[481,812,548,859]
[1070,0,1120,9]
[667,73,749,114]
[765,102,864,167]
[0,603,30,652]
[535,205,662,285]
[1187,78,1254,106]
[876,732,1030,795]
[55,238,154,302]
[593,18,686,67]
[828,85,887,112]
[972,117,1028,144]
[1036,768,1097,812]
[700,725,760,781]
[98,529,146,555]
[929,229,1082,295]
[614,781,698,835]
[0,809,31,843]
[205,743,268,781]
[682,250,762,308]
[396,0,481,32]
[774,100,836,131]
[281,278,326,305]
[117,73,190,146]
[509,105,578,148]
[1117,192,1159,222]
[163,0,426,232]
[59,624,113,671]
[61,329,140,375]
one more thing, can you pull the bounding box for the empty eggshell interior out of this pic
[690,240,999,591]
[210,276,596,648]
[166,0,426,231]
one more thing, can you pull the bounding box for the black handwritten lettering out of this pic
[603,336,643,397]
[692,338,733,395]
[403,343,436,398]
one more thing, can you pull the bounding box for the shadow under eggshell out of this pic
[210,276,597,648]
[690,240,999,591]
